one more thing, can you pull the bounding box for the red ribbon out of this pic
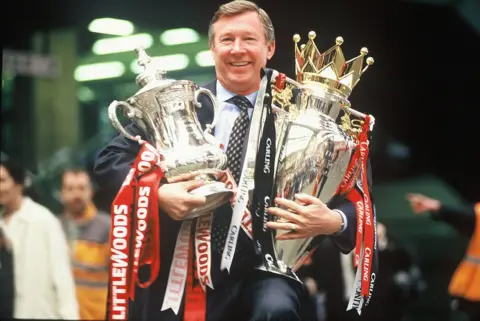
[340,116,375,297]
[107,142,163,320]
[184,239,207,321]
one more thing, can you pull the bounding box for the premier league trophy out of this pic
[255,31,375,279]
[108,48,233,219]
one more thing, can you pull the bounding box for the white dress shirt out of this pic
[213,81,257,152]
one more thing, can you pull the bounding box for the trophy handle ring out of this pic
[108,100,144,143]
[194,88,220,135]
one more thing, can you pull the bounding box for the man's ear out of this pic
[267,41,276,60]
[209,44,216,62]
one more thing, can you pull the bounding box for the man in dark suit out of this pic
[94,1,364,320]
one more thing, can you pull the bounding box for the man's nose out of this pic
[231,39,246,53]
[71,192,83,200]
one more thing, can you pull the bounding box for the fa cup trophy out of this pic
[108,48,233,219]
[255,31,375,280]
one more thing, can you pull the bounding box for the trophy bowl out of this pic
[258,80,356,279]
[108,48,233,219]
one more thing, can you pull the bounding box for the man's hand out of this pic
[266,193,343,240]
[158,172,207,220]
[406,193,441,214]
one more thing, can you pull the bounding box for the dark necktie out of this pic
[212,95,252,255]
[225,95,252,184]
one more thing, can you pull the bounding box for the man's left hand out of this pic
[266,193,343,240]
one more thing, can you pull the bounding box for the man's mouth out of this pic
[230,62,250,67]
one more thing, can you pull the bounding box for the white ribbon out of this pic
[347,245,365,315]
[161,220,192,315]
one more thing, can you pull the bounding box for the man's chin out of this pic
[69,206,87,217]
[229,71,249,80]
[229,73,255,86]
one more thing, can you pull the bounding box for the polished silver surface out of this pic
[108,48,232,219]
[258,81,357,278]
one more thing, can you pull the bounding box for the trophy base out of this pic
[184,181,234,220]
[256,264,302,284]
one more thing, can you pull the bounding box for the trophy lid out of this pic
[133,47,175,95]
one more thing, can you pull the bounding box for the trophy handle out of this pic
[108,100,143,142]
[194,88,220,135]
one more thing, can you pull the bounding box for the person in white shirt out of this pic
[0,159,79,319]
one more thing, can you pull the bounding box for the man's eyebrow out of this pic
[218,30,257,38]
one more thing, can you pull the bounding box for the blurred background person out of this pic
[297,221,424,321]
[407,193,480,321]
[59,168,110,320]
[298,256,327,321]
[0,159,79,319]
[0,225,14,320]
[296,236,359,321]
[360,222,426,321]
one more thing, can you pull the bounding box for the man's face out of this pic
[210,11,275,95]
[61,171,93,216]
[0,165,22,206]
[377,222,386,241]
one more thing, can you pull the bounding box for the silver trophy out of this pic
[257,31,375,278]
[108,47,233,219]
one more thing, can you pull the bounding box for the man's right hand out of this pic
[158,172,207,220]
[406,193,441,214]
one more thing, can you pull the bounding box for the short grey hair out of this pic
[208,0,275,46]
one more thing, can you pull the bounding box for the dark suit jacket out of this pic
[431,205,476,238]
[93,79,362,320]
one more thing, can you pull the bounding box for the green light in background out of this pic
[88,18,135,36]
[77,86,96,102]
[74,62,125,82]
[130,54,190,73]
[92,33,153,55]
[160,28,200,46]
[195,50,215,67]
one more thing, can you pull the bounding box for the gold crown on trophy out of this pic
[294,31,374,98]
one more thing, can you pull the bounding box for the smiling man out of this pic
[209,7,275,96]
[94,1,359,320]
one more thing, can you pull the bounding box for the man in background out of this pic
[407,193,480,321]
[0,159,78,319]
[60,168,110,320]
[297,222,424,321]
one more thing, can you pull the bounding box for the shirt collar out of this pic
[64,202,97,226]
[216,80,257,107]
